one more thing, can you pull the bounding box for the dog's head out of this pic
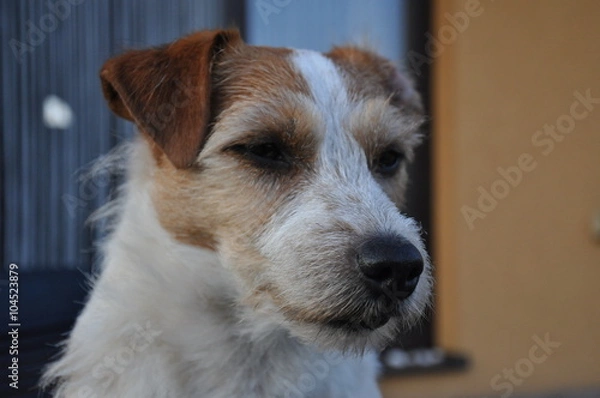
[100,29,432,351]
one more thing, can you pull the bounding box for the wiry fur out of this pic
[43,30,432,398]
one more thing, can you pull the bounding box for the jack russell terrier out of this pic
[44,28,432,398]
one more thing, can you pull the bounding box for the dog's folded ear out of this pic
[327,46,423,114]
[100,29,242,168]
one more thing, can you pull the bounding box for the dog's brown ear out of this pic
[326,46,423,113]
[100,29,242,168]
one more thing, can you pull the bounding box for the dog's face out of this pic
[101,29,432,351]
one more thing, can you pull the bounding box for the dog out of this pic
[43,28,432,398]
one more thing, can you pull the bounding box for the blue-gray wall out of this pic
[247,0,407,62]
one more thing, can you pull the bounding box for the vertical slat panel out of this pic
[1,0,232,270]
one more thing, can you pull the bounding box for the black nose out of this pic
[356,237,424,300]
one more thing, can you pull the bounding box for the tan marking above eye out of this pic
[344,99,424,168]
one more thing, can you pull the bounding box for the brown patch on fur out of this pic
[220,109,320,180]
[101,30,319,250]
[326,46,423,113]
[150,123,314,252]
[150,160,218,250]
[100,29,243,168]
[211,46,311,118]
[139,37,318,250]
[346,99,423,161]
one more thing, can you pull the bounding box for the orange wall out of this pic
[382,1,600,397]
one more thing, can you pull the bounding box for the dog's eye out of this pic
[374,149,404,176]
[229,142,289,169]
[248,143,285,162]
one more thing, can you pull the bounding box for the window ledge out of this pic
[380,347,469,377]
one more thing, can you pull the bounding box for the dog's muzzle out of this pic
[356,236,424,303]
[326,236,425,332]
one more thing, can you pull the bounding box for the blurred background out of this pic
[1,1,599,397]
